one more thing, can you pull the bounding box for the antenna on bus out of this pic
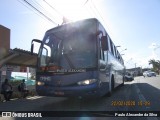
[61,16,72,25]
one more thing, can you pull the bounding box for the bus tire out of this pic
[122,76,125,86]
[108,76,114,97]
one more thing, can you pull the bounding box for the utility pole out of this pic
[27,67,29,80]
[135,63,136,76]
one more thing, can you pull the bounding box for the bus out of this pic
[31,18,125,98]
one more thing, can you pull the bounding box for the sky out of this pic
[0,0,160,69]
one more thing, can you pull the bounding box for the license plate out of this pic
[54,91,64,95]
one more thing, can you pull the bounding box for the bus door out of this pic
[98,32,109,95]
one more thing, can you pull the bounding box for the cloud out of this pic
[124,53,152,69]
[124,43,160,69]
[148,42,157,49]
[148,42,160,60]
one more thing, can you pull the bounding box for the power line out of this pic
[31,0,61,23]
[81,0,104,26]
[90,0,105,23]
[87,0,99,18]
[43,0,63,17]
[80,0,109,36]
[83,0,89,5]
[31,0,49,13]
[17,0,47,21]
[22,0,58,25]
[17,0,50,47]
[43,0,82,24]
[89,0,116,43]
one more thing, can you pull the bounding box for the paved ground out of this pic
[0,76,160,120]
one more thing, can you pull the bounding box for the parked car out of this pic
[143,71,156,77]
[124,72,134,81]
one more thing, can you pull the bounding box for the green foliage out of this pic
[149,59,160,73]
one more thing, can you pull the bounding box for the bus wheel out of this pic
[108,76,114,97]
[122,76,125,86]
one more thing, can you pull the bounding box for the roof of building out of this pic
[0,48,37,68]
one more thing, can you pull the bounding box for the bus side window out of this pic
[110,39,114,56]
[99,40,104,60]
[100,36,108,60]
[117,52,120,61]
[112,45,117,57]
[107,35,111,52]
[116,50,118,59]
[114,46,117,58]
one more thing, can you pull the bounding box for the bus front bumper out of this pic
[36,83,101,97]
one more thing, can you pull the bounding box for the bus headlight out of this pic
[37,81,45,86]
[77,79,97,85]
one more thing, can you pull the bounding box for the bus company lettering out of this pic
[56,69,68,72]
[56,69,86,73]
[67,69,86,72]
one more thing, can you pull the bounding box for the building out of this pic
[126,67,143,76]
[0,25,11,81]
[0,24,37,92]
[0,25,10,60]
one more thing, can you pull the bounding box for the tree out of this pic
[149,59,157,68]
[149,59,160,74]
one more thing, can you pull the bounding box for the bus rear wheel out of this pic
[121,76,125,86]
[108,76,114,97]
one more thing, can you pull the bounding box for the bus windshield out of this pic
[38,24,97,70]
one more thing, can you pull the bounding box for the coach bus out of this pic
[31,18,125,98]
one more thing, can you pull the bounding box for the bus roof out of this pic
[46,18,99,34]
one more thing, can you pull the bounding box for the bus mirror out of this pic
[31,43,34,55]
[31,39,42,55]
[101,36,108,51]
[32,39,42,43]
